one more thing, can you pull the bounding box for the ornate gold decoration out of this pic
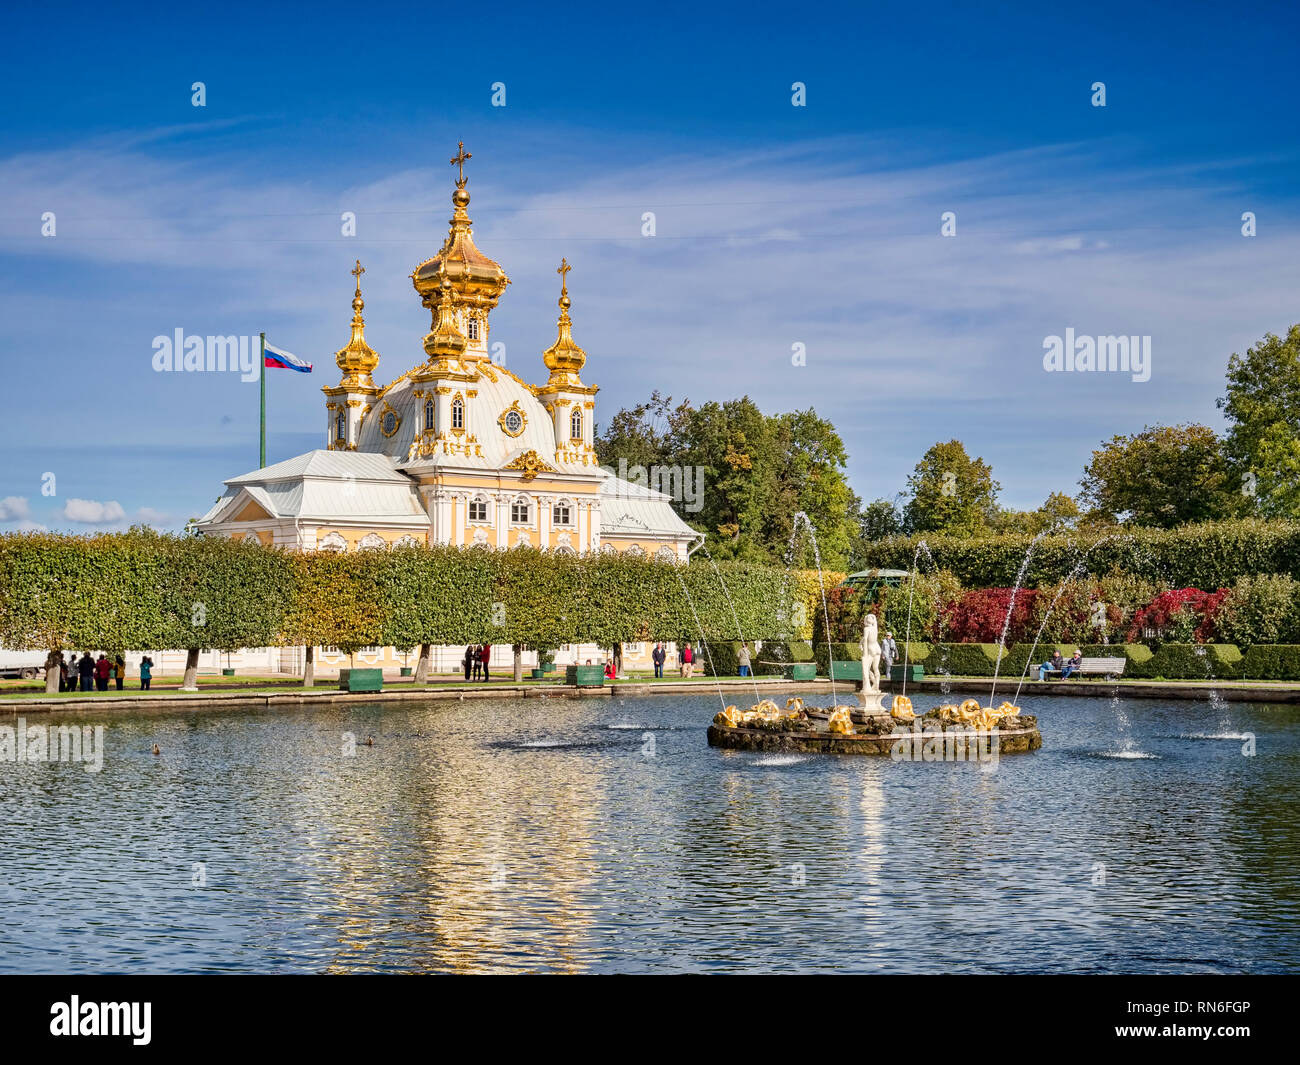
[498,400,527,438]
[504,450,557,481]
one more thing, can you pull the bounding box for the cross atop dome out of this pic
[450,142,472,188]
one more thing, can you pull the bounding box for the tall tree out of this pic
[903,440,1000,536]
[1218,324,1300,517]
[1079,424,1233,527]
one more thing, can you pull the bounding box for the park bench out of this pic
[1038,656,1127,680]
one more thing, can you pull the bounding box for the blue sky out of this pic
[2,0,1298,532]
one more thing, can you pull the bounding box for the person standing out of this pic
[139,655,153,691]
[481,644,491,682]
[113,655,125,691]
[881,630,898,679]
[652,642,666,679]
[59,655,70,692]
[737,643,751,678]
[94,653,111,692]
[472,645,482,681]
[681,641,694,679]
[78,652,94,692]
[463,645,474,682]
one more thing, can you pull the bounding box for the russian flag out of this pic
[264,342,312,373]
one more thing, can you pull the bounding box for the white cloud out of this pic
[0,496,31,521]
[63,498,126,523]
[135,507,171,525]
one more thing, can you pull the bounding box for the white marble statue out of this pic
[862,613,882,693]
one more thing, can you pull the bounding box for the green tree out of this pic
[1079,424,1233,528]
[1218,324,1300,517]
[903,440,1000,536]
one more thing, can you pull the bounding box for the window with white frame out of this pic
[425,399,434,431]
[511,497,531,524]
[570,408,582,441]
[553,499,573,526]
[468,497,489,523]
[335,410,346,444]
[467,317,480,341]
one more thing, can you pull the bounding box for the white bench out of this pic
[1039,656,1127,680]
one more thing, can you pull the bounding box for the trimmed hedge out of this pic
[897,641,1297,680]
[857,519,1300,589]
[754,640,813,675]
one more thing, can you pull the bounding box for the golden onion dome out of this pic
[542,258,587,378]
[411,143,509,317]
[335,260,380,384]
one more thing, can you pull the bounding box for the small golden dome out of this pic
[423,276,468,360]
[335,260,380,384]
[543,258,587,378]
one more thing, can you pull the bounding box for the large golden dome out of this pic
[411,142,509,319]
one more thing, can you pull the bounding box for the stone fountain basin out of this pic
[707,717,1042,756]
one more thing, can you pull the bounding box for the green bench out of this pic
[338,668,383,693]
[828,660,863,682]
[784,662,817,681]
[565,664,606,687]
[890,664,925,683]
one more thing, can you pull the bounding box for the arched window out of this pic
[570,408,582,441]
[467,318,480,341]
[452,396,464,430]
[511,496,531,524]
[468,496,489,523]
[335,410,346,444]
[425,399,434,431]
[624,545,646,558]
[552,499,573,526]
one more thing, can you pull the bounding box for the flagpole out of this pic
[259,331,266,469]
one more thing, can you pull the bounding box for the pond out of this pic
[1,688,1297,973]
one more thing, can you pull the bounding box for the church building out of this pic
[194,145,699,675]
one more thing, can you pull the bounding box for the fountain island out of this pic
[707,615,1043,757]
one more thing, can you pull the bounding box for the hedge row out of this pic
[855,519,1300,589]
[811,641,1300,681]
[0,530,822,654]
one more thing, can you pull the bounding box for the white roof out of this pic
[200,449,425,525]
[599,473,699,539]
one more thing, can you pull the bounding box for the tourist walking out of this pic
[881,631,898,677]
[139,656,153,691]
[113,655,125,691]
[78,652,94,691]
[481,644,491,682]
[652,642,666,679]
[463,645,474,682]
[737,643,751,678]
[681,641,694,679]
[94,653,111,691]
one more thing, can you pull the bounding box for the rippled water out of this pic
[1,691,1297,973]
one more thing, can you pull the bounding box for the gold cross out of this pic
[557,257,571,293]
[351,259,365,289]
[450,142,471,187]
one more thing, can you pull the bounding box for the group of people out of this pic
[1038,649,1083,681]
[57,652,154,692]
[649,641,699,679]
[462,644,493,681]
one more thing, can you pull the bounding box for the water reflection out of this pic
[0,693,1297,973]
